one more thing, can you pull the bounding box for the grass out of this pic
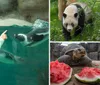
[50,0,100,41]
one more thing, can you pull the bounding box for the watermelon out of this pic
[74,67,100,83]
[50,60,72,85]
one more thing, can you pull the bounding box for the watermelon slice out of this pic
[74,67,100,83]
[50,60,72,85]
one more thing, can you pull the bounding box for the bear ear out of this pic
[63,13,67,18]
[74,13,78,18]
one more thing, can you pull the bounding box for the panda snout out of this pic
[14,34,17,38]
[14,34,25,42]
[67,25,73,32]
[67,29,72,32]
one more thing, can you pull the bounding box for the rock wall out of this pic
[80,43,100,60]
[50,43,64,61]
[0,0,48,22]
[18,0,48,22]
[0,0,17,14]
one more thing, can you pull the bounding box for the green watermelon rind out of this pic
[74,74,100,83]
[51,68,72,85]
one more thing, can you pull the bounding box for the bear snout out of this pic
[67,25,73,32]
[67,29,72,32]
[14,34,25,42]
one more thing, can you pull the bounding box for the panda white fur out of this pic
[62,2,92,40]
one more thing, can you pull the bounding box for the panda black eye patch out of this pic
[74,13,78,18]
[66,23,68,27]
[63,13,67,18]
[71,23,74,27]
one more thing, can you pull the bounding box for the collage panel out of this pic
[0,0,49,85]
[50,0,100,41]
[50,0,100,84]
[1,0,100,85]
[50,42,100,85]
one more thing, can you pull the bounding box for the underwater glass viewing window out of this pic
[0,19,49,85]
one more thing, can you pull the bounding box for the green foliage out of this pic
[50,0,100,41]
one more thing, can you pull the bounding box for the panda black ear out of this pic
[74,13,78,18]
[63,13,67,18]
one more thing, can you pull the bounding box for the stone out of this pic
[88,52,98,60]
[86,43,98,53]
[98,44,100,52]
[50,43,63,61]
[98,53,100,60]
[0,0,17,14]
[18,0,48,22]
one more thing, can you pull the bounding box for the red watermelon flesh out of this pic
[50,60,72,85]
[74,67,100,83]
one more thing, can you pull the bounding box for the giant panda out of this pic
[14,32,45,45]
[14,19,49,45]
[62,2,92,40]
